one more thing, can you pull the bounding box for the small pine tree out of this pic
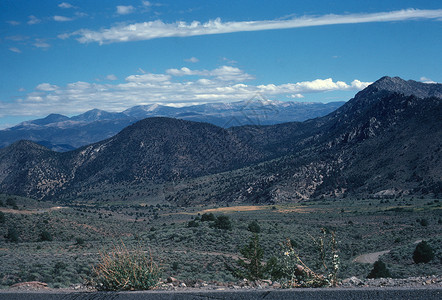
[228,234,265,280]
[0,211,5,223]
[413,241,434,263]
[367,260,391,278]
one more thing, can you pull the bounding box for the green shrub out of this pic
[53,262,67,276]
[420,219,429,226]
[201,213,215,222]
[40,231,53,242]
[265,256,284,280]
[413,241,434,264]
[171,262,179,271]
[5,227,19,243]
[213,215,232,230]
[0,211,5,223]
[367,260,391,278]
[6,198,17,207]
[93,243,161,291]
[187,220,199,228]
[75,237,85,246]
[247,220,261,233]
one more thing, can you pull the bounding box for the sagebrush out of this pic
[93,243,161,291]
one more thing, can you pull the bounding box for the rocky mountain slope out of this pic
[0,100,344,152]
[0,76,440,202]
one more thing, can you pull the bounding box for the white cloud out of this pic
[350,79,371,89]
[7,20,20,26]
[0,66,372,118]
[66,81,92,90]
[142,1,151,7]
[34,39,51,48]
[5,35,29,41]
[184,57,199,63]
[125,73,171,83]
[75,11,88,18]
[289,94,304,98]
[420,76,436,84]
[9,47,21,53]
[210,66,255,82]
[166,66,254,82]
[257,78,371,95]
[69,9,442,44]
[106,74,118,81]
[36,83,59,91]
[58,2,73,9]
[27,15,41,25]
[116,5,135,15]
[54,15,73,22]
[221,57,238,65]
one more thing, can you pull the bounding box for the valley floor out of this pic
[0,194,441,289]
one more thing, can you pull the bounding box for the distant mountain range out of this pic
[0,99,344,152]
[0,76,440,203]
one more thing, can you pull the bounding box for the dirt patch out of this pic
[198,205,270,214]
[353,250,391,264]
[0,206,65,215]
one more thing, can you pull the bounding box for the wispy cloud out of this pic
[0,66,371,118]
[165,66,254,81]
[68,9,442,44]
[116,5,135,15]
[58,2,73,9]
[27,15,41,25]
[54,15,73,22]
[9,47,22,54]
[5,35,30,42]
[7,20,21,26]
[106,74,118,81]
[36,83,59,91]
[184,57,199,63]
[34,39,51,49]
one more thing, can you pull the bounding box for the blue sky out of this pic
[1,0,441,128]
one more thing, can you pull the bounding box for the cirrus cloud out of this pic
[67,9,442,44]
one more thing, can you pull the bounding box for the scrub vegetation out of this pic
[0,194,441,289]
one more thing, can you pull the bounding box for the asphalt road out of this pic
[0,288,441,300]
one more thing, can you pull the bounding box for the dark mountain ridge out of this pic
[0,100,344,151]
[0,76,440,202]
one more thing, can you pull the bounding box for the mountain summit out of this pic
[368,76,442,98]
[0,100,345,151]
[0,76,440,202]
